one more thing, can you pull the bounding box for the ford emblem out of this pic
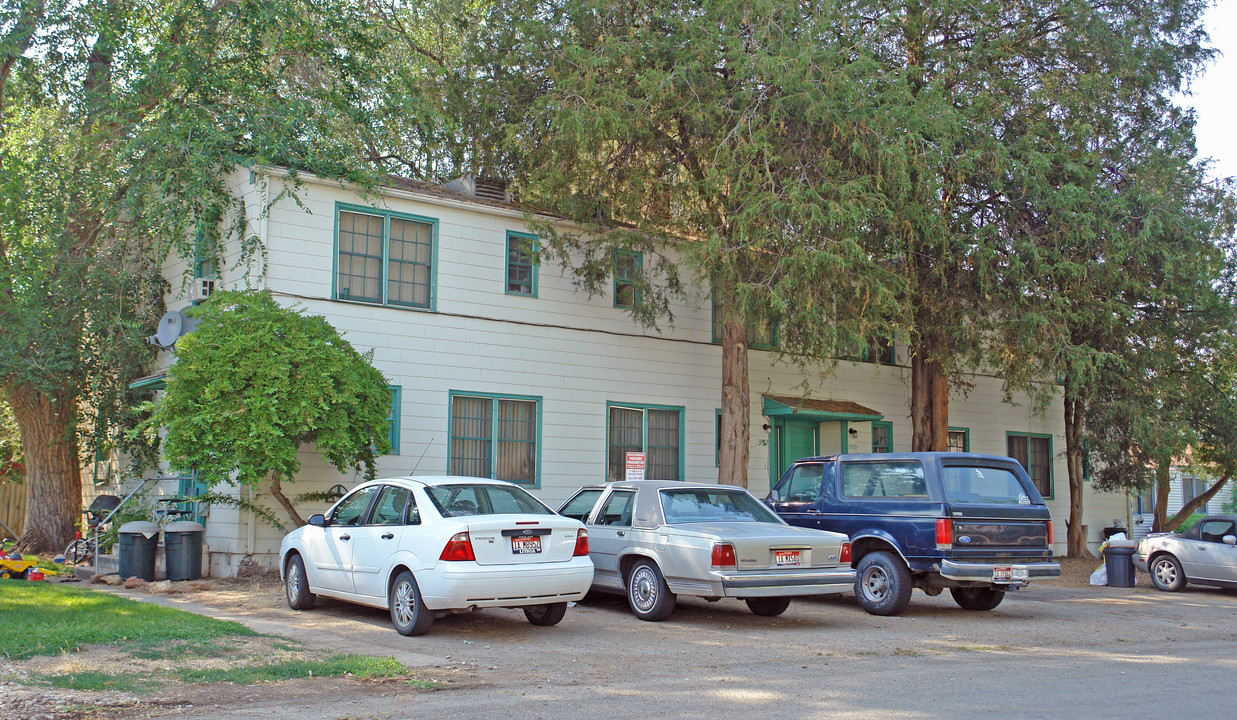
[958,536,972,544]
[522,529,534,535]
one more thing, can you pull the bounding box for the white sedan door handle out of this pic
[382,532,395,540]
[340,534,351,541]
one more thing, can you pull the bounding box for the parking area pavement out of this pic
[83,574,1237,719]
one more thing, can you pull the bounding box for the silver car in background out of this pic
[558,480,855,621]
[1133,514,1237,592]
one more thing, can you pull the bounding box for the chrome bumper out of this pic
[939,560,1061,586]
[716,567,857,598]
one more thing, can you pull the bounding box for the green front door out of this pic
[775,420,818,484]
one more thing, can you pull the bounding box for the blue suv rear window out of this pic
[942,466,1033,504]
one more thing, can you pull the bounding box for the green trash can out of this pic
[118,521,160,581]
[164,520,205,581]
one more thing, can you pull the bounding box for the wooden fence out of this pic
[0,482,25,539]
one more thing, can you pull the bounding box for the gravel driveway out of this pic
[9,559,1237,719]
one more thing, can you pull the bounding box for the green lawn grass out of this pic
[0,580,255,661]
[0,581,429,694]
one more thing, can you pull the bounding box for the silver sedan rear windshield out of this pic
[427,484,555,517]
[660,489,782,524]
[942,466,1035,505]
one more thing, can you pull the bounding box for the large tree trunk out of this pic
[269,473,306,528]
[718,318,750,488]
[1062,391,1091,558]
[1152,462,1170,532]
[1161,474,1229,533]
[8,383,82,555]
[909,333,949,451]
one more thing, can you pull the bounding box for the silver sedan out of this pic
[1133,514,1237,592]
[558,480,855,621]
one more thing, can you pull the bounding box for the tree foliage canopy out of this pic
[0,0,410,551]
[151,291,392,527]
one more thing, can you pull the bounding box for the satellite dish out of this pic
[149,311,197,349]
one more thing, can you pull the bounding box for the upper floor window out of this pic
[947,428,969,453]
[840,336,896,365]
[336,206,435,310]
[1007,433,1052,498]
[506,231,538,296]
[711,293,776,349]
[614,250,641,308]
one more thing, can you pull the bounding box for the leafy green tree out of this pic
[472,0,904,486]
[0,0,398,553]
[151,291,392,528]
[1084,288,1237,534]
[0,400,21,484]
[986,0,1229,554]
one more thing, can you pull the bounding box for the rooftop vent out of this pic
[444,175,511,203]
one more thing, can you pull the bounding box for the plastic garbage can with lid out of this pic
[163,520,205,581]
[118,521,160,581]
[1104,538,1138,587]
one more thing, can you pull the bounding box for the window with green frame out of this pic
[387,386,401,455]
[710,292,776,349]
[613,250,641,308]
[715,409,721,466]
[607,403,682,482]
[1007,432,1052,497]
[947,428,969,453]
[449,392,540,485]
[506,231,537,296]
[336,205,436,309]
[872,421,893,453]
[840,336,896,365]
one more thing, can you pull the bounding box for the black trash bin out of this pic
[118,521,160,581]
[163,520,205,581]
[1104,540,1138,587]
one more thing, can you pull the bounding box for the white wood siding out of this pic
[164,170,1177,567]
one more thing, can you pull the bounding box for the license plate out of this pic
[993,566,1012,581]
[511,536,542,554]
[775,550,801,567]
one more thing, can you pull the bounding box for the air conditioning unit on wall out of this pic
[188,277,216,303]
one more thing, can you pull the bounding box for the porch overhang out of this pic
[761,394,884,422]
[128,373,167,391]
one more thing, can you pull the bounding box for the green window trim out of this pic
[613,250,642,309]
[606,401,685,482]
[947,427,970,453]
[715,409,722,467]
[448,391,542,487]
[840,337,897,365]
[505,231,538,297]
[333,202,438,312]
[710,291,777,349]
[872,421,893,453]
[1007,431,1053,499]
[387,386,402,455]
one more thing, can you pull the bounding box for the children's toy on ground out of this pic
[0,548,38,580]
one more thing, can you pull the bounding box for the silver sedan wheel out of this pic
[630,565,660,612]
[860,564,890,602]
[392,578,417,625]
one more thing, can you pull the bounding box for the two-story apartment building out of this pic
[136,168,1135,576]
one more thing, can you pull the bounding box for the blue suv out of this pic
[766,452,1060,615]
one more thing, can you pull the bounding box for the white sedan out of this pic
[280,476,594,635]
